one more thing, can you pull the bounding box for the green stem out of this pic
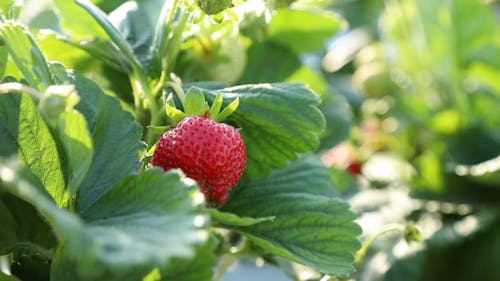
[213,237,251,281]
[319,224,407,281]
[152,0,181,96]
[0,82,43,99]
[153,70,168,97]
[145,92,161,145]
[166,0,181,26]
[129,76,143,111]
[146,1,189,145]
[76,0,160,142]
[213,253,239,281]
[353,224,405,268]
[163,10,189,75]
[165,81,186,105]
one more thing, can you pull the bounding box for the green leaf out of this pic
[319,94,353,149]
[184,87,209,116]
[221,155,361,276]
[446,125,500,165]
[209,93,223,117]
[0,1,14,16]
[0,159,204,280]
[56,70,143,211]
[268,9,346,54]
[61,170,205,280]
[0,93,67,206]
[234,153,333,194]
[78,169,204,261]
[0,21,52,90]
[410,0,497,68]
[237,41,301,84]
[467,57,500,97]
[34,31,126,76]
[380,0,499,115]
[57,111,93,196]
[147,125,172,135]
[205,208,274,227]
[75,0,144,77]
[0,198,18,254]
[202,83,325,178]
[10,244,51,281]
[108,0,166,69]
[0,44,7,77]
[75,38,132,72]
[142,269,161,281]
[214,97,238,122]
[165,93,188,123]
[149,0,176,76]
[285,66,330,97]
[0,193,57,255]
[53,0,108,40]
[161,237,216,281]
[449,0,498,65]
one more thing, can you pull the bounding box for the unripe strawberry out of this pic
[196,0,232,15]
[152,116,246,205]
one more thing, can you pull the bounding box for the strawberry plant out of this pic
[3,0,498,280]
[0,0,361,280]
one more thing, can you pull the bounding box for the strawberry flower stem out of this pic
[319,224,407,281]
[152,0,182,96]
[166,0,181,27]
[0,82,43,99]
[353,224,406,267]
[213,253,239,281]
[213,239,250,281]
[165,80,186,105]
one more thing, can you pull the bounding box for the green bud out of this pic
[196,0,232,15]
[38,85,80,122]
[404,222,423,243]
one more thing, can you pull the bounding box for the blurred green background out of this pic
[221,0,500,280]
[2,0,499,280]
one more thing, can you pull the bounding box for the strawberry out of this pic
[346,162,362,176]
[152,116,246,205]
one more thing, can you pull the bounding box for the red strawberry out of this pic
[347,162,362,176]
[151,116,246,205]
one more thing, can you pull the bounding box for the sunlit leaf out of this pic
[268,9,345,54]
[50,69,143,211]
[57,111,93,196]
[0,159,203,280]
[0,21,52,90]
[53,0,108,40]
[222,155,360,276]
[0,93,67,206]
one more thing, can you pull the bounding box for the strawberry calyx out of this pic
[164,82,239,124]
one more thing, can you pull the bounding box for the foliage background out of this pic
[0,0,499,280]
